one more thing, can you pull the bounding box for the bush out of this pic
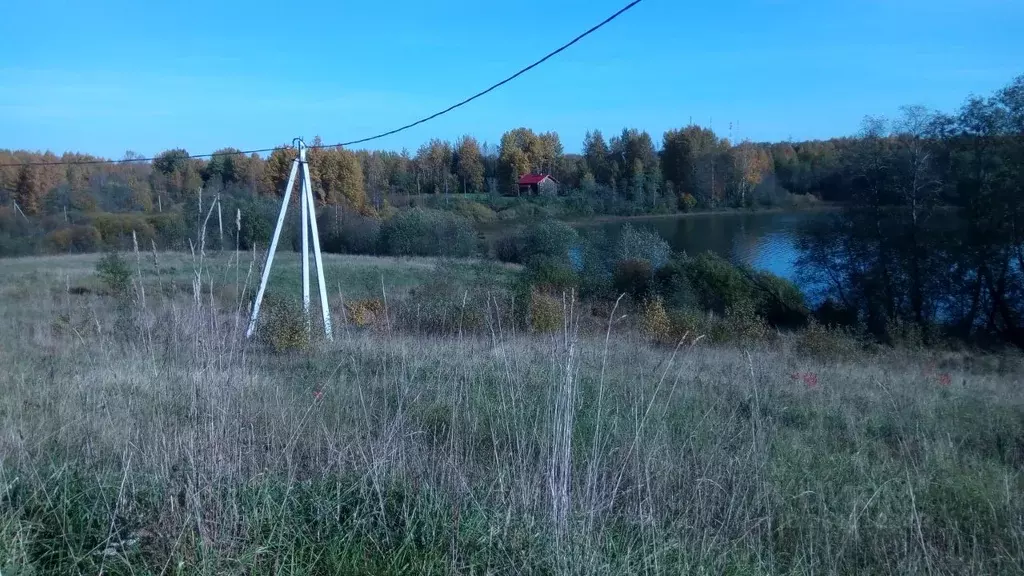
[45,225,101,253]
[613,259,654,302]
[147,213,188,250]
[454,200,498,224]
[653,256,695,307]
[380,208,477,257]
[258,295,311,352]
[318,208,381,254]
[614,224,670,268]
[796,319,861,360]
[640,297,674,344]
[751,270,808,328]
[709,299,772,344]
[495,219,580,265]
[346,299,387,329]
[683,252,755,315]
[523,255,579,293]
[815,299,858,328]
[96,250,132,297]
[90,213,157,250]
[679,193,698,212]
[237,199,276,251]
[529,290,563,333]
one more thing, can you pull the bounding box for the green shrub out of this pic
[530,255,579,291]
[90,213,157,249]
[147,213,188,250]
[380,208,477,257]
[613,259,654,302]
[614,224,670,268]
[237,199,276,251]
[495,219,580,264]
[454,200,498,224]
[653,256,696,308]
[683,252,755,315]
[679,193,698,212]
[709,299,772,344]
[751,270,809,328]
[95,250,132,297]
[258,295,311,352]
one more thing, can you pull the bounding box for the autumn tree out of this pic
[260,146,296,198]
[729,142,774,206]
[151,148,203,203]
[358,150,388,210]
[312,146,367,211]
[415,139,454,194]
[453,135,485,193]
[536,132,563,174]
[14,165,42,216]
[204,148,258,187]
[498,128,548,193]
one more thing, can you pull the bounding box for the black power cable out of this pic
[0,0,643,168]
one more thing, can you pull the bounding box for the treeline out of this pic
[798,75,1024,348]
[2,108,881,256]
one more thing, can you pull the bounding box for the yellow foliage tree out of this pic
[260,146,296,198]
[313,147,367,209]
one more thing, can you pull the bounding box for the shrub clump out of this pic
[96,250,132,297]
[495,219,580,265]
[454,200,498,224]
[46,225,102,253]
[529,290,563,333]
[346,299,387,329]
[640,297,674,344]
[796,319,861,360]
[613,259,654,302]
[614,223,670,269]
[708,299,772,344]
[257,295,310,352]
[380,208,477,257]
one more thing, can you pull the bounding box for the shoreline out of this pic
[564,203,844,226]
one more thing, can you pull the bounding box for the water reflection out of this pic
[577,211,829,287]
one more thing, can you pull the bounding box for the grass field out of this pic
[0,251,1022,574]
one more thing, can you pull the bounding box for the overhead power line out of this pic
[329,0,643,148]
[1,0,644,168]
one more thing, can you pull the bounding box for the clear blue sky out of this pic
[1,0,1021,159]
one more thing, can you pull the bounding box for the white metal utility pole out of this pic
[246,139,333,341]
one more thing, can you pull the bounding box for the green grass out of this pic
[0,253,1022,574]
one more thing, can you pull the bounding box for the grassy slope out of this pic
[0,253,1022,575]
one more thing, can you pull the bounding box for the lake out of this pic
[576,210,833,287]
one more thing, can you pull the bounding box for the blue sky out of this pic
[1,0,1021,158]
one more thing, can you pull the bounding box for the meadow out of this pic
[0,250,1022,575]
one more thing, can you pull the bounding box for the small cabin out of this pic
[515,174,558,196]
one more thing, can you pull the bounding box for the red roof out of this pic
[518,174,553,185]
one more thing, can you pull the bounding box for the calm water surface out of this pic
[577,211,831,286]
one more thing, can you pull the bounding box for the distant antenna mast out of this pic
[246,138,333,341]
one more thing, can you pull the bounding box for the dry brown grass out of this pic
[0,252,1022,574]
